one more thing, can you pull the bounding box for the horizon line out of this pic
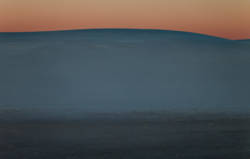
[0,28,248,41]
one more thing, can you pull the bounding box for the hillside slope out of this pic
[0,29,250,113]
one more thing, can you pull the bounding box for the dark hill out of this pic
[0,29,249,114]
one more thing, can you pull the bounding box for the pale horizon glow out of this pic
[0,0,250,40]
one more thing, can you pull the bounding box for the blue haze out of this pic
[0,29,250,117]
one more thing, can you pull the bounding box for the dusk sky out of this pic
[0,0,249,39]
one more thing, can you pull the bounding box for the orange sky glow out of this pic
[0,0,250,39]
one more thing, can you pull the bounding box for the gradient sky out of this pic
[0,0,250,39]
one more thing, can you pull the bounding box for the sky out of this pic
[0,0,249,39]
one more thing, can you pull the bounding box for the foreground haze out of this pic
[0,29,250,159]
